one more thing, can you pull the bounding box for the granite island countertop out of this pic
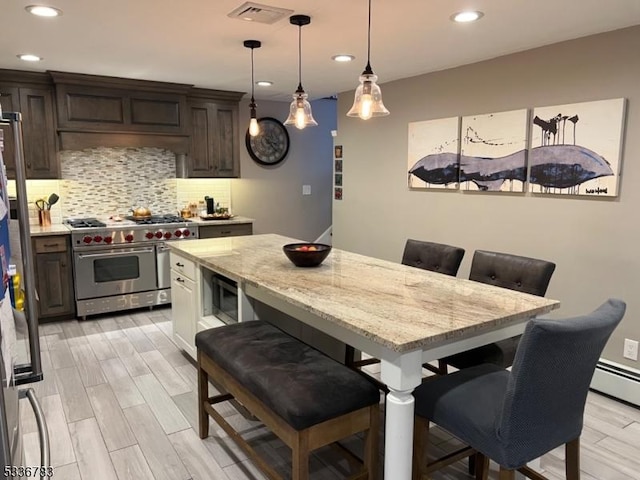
[167,234,560,353]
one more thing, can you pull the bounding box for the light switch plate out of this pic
[302,185,311,195]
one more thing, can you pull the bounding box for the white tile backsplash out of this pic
[7,147,232,223]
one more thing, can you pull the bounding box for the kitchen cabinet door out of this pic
[187,100,239,178]
[19,87,59,178]
[0,84,20,178]
[171,270,197,358]
[33,236,75,320]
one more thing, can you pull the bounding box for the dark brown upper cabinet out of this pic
[0,71,59,179]
[51,72,190,135]
[187,88,243,178]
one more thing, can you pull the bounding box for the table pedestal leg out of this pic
[381,350,422,480]
[385,388,415,480]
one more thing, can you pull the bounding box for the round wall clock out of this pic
[245,117,290,166]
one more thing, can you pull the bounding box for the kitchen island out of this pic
[167,233,560,480]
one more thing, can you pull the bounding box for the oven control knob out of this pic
[104,236,113,244]
[93,235,103,243]
[164,232,172,239]
[183,229,191,237]
[145,232,154,240]
[155,231,163,239]
[174,230,183,237]
[83,235,92,244]
[125,234,134,242]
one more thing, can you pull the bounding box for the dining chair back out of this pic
[401,239,465,277]
[412,299,626,479]
[441,250,556,371]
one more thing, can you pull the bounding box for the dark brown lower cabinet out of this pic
[32,236,75,320]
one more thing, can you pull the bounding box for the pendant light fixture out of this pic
[244,40,262,137]
[347,0,389,120]
[284,14,318,130]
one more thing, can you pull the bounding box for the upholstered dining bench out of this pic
[196,320,381,480]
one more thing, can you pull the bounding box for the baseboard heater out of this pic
[591,359,640,407]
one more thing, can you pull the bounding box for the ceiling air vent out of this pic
[228,2,294,24]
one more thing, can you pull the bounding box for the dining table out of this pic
[168,233,560,479]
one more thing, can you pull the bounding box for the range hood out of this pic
[58,130,190,154]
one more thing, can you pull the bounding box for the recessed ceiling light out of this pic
[451,11,484,23]
[25,5,62,17]
[256,81,273,87]
[332,54,355,63]
[18,54,43,62]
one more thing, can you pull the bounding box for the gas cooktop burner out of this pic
[66,218,107,228]
[126,214,186,225]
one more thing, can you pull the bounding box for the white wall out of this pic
[333,26,640,367]
[233,98,336,242]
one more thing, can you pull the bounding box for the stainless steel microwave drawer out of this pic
[198,223,253,239]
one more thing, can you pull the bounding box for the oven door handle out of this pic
[77,248,156,259]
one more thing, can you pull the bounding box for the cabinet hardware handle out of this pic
[43,244,58,248]
[221,231,231,234]
[176,277,185,283]
[176,262,184,267]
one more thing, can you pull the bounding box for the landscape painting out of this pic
[530,98,626,196]
[460,109,528,192]
[408,117,460,189]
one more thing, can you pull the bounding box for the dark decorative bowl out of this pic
[283,243,332,268]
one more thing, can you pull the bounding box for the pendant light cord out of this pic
[250,47,255,103]
[297,24,303,91]
[362,0,374,75]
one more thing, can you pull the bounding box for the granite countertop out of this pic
[30,223,71,236]
[168,234,560,353]
[28,215,254,236]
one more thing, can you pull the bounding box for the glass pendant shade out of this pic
[347,0,389,120]
[284,89,317,129]
[284,15,317,130]
[346,72,389,120]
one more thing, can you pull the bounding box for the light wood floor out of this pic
[20,307,640,480]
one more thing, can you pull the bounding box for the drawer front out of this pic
[198,223,253,239]
[170,253,196,280]
[34,236,68,253]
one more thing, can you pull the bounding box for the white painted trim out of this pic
[591,359,640,407]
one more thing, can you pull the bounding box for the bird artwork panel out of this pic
[460,109,528,192]
[407,117,460,189]
[530,98,626,196]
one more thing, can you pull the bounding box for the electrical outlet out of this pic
[623,338,639,361]
[302,185,311,195]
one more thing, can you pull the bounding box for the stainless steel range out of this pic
[67,215,198,318]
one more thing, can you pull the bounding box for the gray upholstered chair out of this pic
[345,239,465,381]
[412,299,626,480]
[439,250,556,373]
[401,239,465,277]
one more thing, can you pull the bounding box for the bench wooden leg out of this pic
[363,404,380,480]
[197,360,209,439]
[292,430,310,480]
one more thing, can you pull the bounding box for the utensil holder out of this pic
[38,210,51,227]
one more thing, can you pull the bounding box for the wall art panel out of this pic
[460,109,528,192]
[529,98,625,196]
[408,117,460,189]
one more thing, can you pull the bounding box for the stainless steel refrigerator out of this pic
[0,112,49,477]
